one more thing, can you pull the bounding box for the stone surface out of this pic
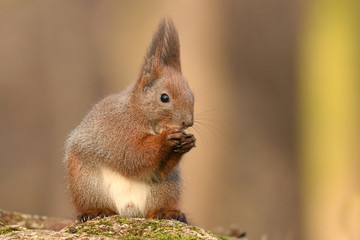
[0,209,222,239]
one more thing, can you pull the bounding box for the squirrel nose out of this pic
[182,121,193,128]
[182,115,194,128]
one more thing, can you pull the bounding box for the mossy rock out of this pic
[0,209,73,231]
[0,209,221,239]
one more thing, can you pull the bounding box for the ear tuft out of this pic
[142,18,181,76]
[137,18,181,91]
[159,18,181,72]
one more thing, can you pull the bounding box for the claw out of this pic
[79,215,87,222]
[167,129,195,154]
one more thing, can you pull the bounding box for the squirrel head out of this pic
[131,19,194,134]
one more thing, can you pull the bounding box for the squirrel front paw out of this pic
[163,129,196,154]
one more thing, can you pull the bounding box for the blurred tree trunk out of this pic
[220,1,301,239]
[299,0,360,239]
[0,0,105,217]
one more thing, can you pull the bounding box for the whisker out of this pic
[195,119,223,134]
[194,120,222,139]
[195,108,222,117]
[195,116,221,125]
[190,125,206,145]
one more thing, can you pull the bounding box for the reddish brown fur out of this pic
[67,151,83,212]
[67,150,118,218]
[64,18,195,223]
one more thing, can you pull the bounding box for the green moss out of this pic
[64,216,219,239]
[146,232,201,240]
[81,228,117,238]
[0,226,21,235]
[98,219,112,226]
[67,224,116,238]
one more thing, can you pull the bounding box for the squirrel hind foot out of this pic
[77,208,117,222]
[146,207,188,224]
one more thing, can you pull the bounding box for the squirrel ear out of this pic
[137,18,182,89]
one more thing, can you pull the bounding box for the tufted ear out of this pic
[137,18,182,90]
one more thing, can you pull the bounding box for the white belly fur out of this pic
[101,167,150,217]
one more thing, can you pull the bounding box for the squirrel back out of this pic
[64,19,195,223]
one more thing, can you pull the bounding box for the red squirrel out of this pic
[64,19,195,224]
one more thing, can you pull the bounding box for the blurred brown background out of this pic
[1,1,358,240]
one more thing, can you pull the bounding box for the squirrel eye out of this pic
[160,93,170,103]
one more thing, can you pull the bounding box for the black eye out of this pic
[160,93,170,103]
